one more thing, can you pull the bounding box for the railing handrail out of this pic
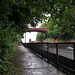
[25,42,75,44]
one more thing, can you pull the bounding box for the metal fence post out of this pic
[47,43,49,63]
[73,43,75,73]
[56,43,58,67]
[25,32,26,43]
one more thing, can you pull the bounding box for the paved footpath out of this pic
[15,45,67,75]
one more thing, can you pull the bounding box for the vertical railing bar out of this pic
[42,43,43,59]
[47,43,49,63]
[73,43,75,73]
[56,43,58,67]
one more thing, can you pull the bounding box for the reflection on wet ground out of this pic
[12,45,67,75]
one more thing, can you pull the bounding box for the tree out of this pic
[37,0,75,40]
[37,15,75,40]
[40,22,48,28]
[0,0,51,73]
[48,0,75,39]
[36,32,47,42]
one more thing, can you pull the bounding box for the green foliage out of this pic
[36,32,47,42]
[48,0,75,39]
[40,22,48,28]
[37,0,75,40]
[36,33,41,41]
[47,17,75,40]
[37,14,75,40]
[0,0,52,73]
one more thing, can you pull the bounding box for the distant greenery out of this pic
[36,32,47,42]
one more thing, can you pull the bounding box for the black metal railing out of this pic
[22,42,75,73]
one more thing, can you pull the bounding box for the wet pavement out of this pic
[13,45,67,75]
